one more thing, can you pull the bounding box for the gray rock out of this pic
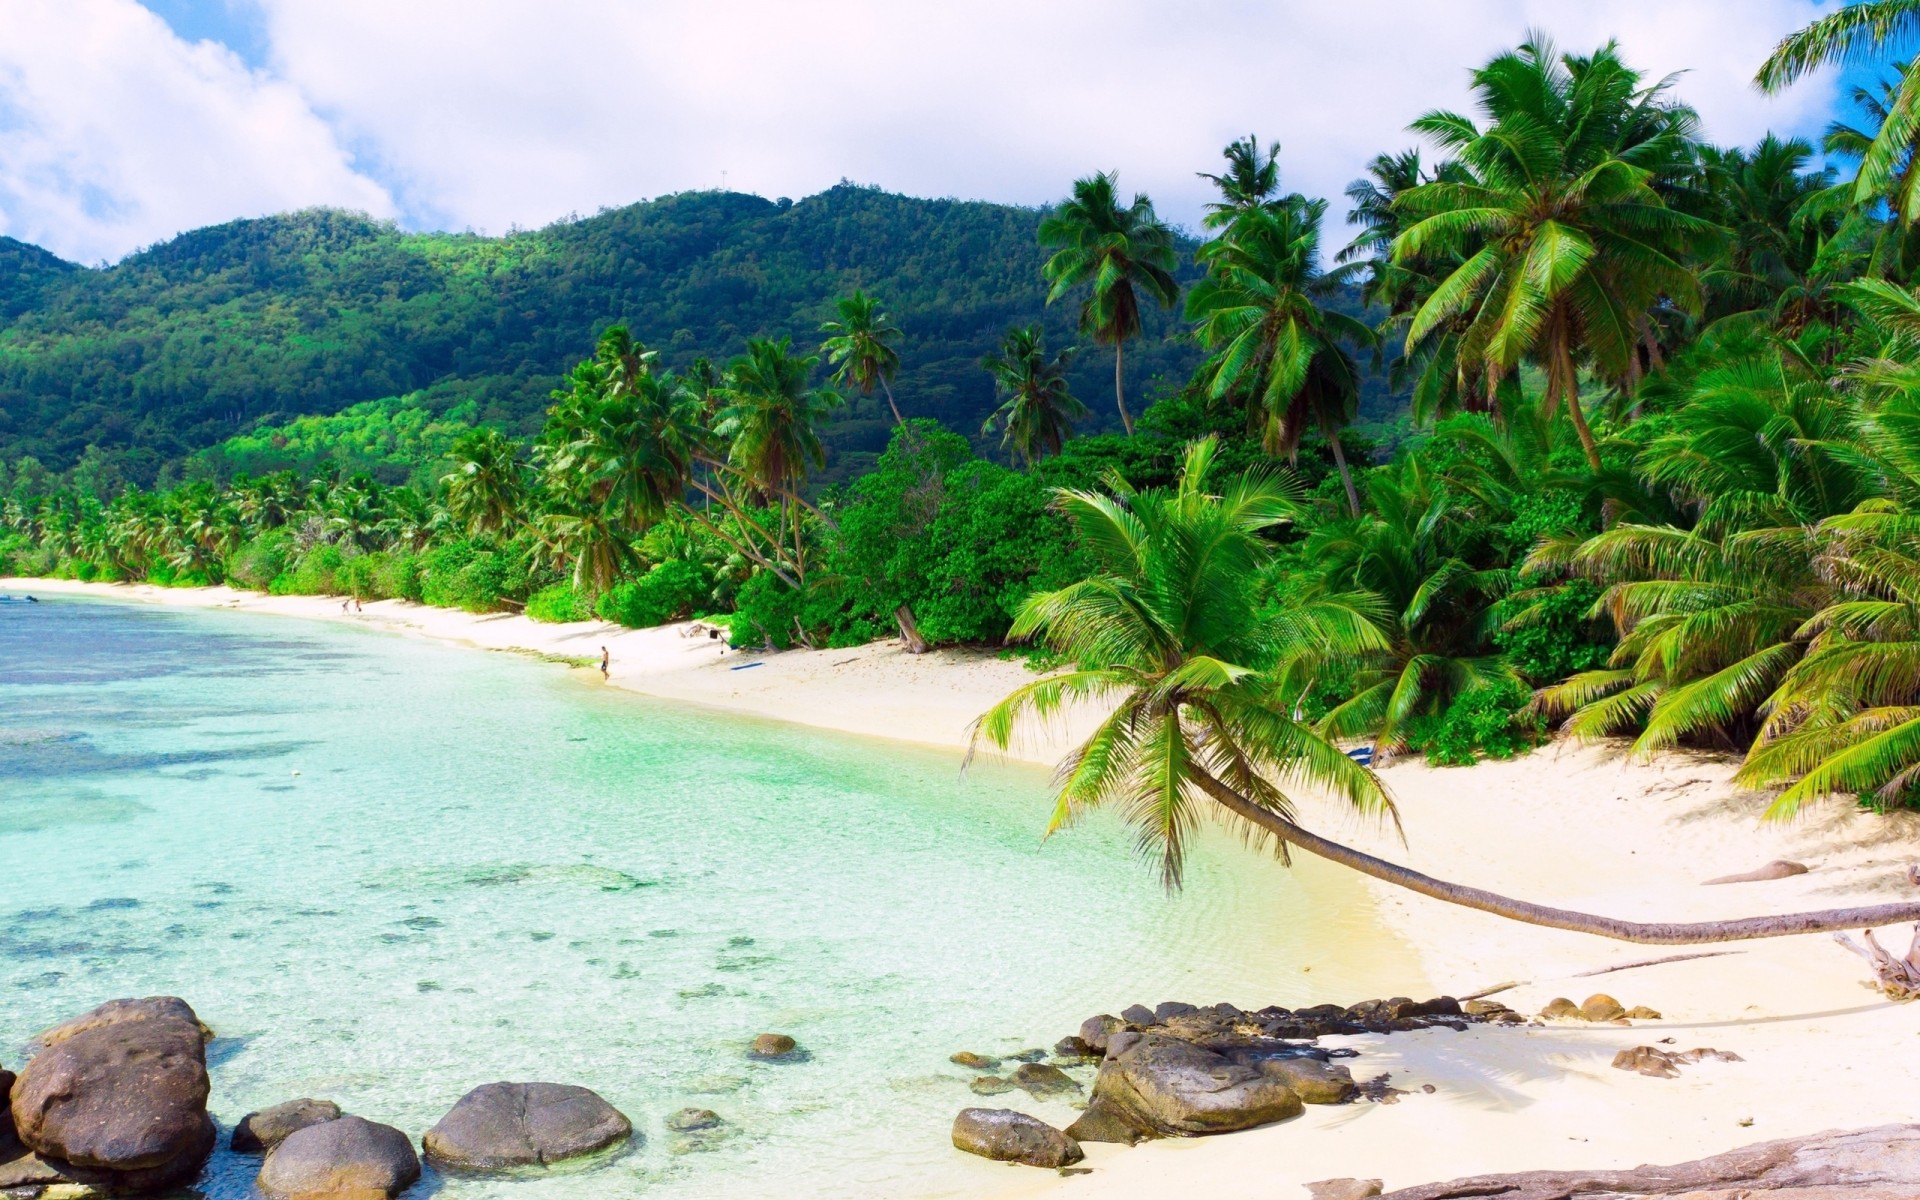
[1052,1036,1094,1058]
[1064,1098,1148,1146]
[258,1115,419,1199]
[1307,1179,1383,1200]
[0,1067,14,1154]
[1078,1014,1127,1055]
[232,1099,343,1153]
[950,1051,1000,1071]
[1153,1001,1199,1023]
[1087,1032,1303,1137]
[10,996,214,1187]
[664,1109,722,1133]
[1011,1062,1083,1099]
[1258,1057,1357,1105]
[969,1076,1016,1096]
[1119,1004,1156,1026]
[422,1082,631,1171]
[951,1108,1083,1169]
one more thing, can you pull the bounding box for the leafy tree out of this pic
[1039,172,1181,434]
[442,428,526,540]
[820,290,907,428]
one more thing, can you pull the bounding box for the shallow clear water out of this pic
[0,597,1410,1198]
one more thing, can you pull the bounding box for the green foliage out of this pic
[273,544,345,595]
[527,582,596,623]
[1404,681,1544,766]
[1494,580,1611,684]
[418,540,528,612]
[191,395,476,487]
[225,531,292,591]
[594,559,713,628]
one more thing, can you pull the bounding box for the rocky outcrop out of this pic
[8,995,215,1194]
[257,1115,419,1200]
[1379,1123,1920,1198]
[422,1081,631,1172]
[232,1099,343,1152]
[1078,1032,1303,1139]
[951,1109,1083,1168]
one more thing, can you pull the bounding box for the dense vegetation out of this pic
[14,16,1920,841]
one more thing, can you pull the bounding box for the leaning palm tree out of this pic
[1187,198,1378,515]
[980,325,1087,465]
[820,291,907,429]
[1394,35,1720,471]
[974,438,1920,943]
[1759,2,1920,227]
[1038,172,1181,435]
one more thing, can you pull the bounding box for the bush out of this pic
[372,552,424,602]
[1495,579,1612,684]
[226,531,291,591]
[527,582,595,623]
[596,559,713,628]
[418,540,527,612]
[272,544,345,595]
[1406,681,1543,767]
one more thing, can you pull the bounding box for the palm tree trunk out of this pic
[894,604,929,654]
[1325,424,1362,518]
[1552,335,1603,473]
[1190,770,1920,944]
[879,377,907,428]
[1114,341,1134,436]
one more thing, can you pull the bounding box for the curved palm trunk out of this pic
[1114,341,1134,436]
[1549,326,1603,473]
[1191,771,1920,945]
[1324,423,1362,518]
[879,377,907,428]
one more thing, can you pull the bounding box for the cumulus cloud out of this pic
[0,0,391,263]
[254,0,1843,240]
[0,1,1848,261]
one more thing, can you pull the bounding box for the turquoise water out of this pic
[0,597,1407,1198]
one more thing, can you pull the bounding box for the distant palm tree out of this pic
[981,325,1087,465]
[1394,36,1718,470]
[442,427,526,541]
[1039,172,1180,435]
[1197,134,1283,227]
[820,291,907,429]
[1187,199,1377,515]
[715,336,842,581]
[977,437,1920,942]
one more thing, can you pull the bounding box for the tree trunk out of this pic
[1326,424,1362,518]
[879,377,907,428]
[1190,771,1920,945]
[1113,341,1134,436]
[1553,335,1603,474]
[894,604,930,654]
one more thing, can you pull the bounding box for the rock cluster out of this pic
[1538,993,1662,1022]
[3,996,645,1199]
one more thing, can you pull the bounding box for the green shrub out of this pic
[527,583,595,623]
[1494,579,1612,684]
[226,532,292,591]
[372,551,423,601]
[273,544,346,595]
[418,540,526,612]
[1406,681,1543,767]
[596,559,712,628]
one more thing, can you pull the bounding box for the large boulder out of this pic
[1256,1056,1356,1105]
[1081,1032,1303,1139]
[258,1115,419,1200]
[951,1109,1083,1168]
[9,996,214,1191]
[232,1099,343,1153]
[421,1082,631,1171]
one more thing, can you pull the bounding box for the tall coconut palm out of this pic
[976,438,1920,942]
[1822,62,1920,280]
[1038,172,1181,435]
[1187,198,1378,515]
[980,325,1087,465]
[714,336,843,582]
[1696,135,1845,329]
[1198,134,1284,227]
[1393,36,1720,471]
[1759,2,1920,226]
[442,427,526,540]
[820,291,907,429]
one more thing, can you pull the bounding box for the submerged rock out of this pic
[951,1108,1083,1168]
[258,1115,419,1199]
[1083,1032,1302,1138]
[1011,1062,1082,1099]
[1052,1036,1094,1059]
[969,1076,1016,1096]
[747,1033,799,1061]
[949,1052,999,1071]
[232,1099,343,1153]
[664,1109,723,1133]
[10,995,215,1192]
[422,1082,631,1171]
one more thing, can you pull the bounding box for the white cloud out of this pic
[0,1,1848,260]
[0,0,391,263]
[252,0,1843,242]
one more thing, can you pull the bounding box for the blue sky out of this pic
[0,1,1863,264]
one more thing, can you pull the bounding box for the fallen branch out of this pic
[1834,923,1920,1000]
[1574,950,1742,978]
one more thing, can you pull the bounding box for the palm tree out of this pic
[1187,198,1378,515]
[1822,62,1920,280]
[980,325,1087,465]
[714,336,842,582]
[976,438,1920,942]
[442,427,526,540]
[1038,172,1181,435]
[1759,3,1920,227]
[1696,136,1844,329]
[820,291,907,429]
[1393,36,1720,471]
[1197,134,1283,227]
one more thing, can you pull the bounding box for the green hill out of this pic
[0,185,1224,486]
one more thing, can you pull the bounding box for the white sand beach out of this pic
[13,577,1920,1198]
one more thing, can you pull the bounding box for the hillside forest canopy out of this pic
[14,21,1920,837]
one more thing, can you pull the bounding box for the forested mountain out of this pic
[0,185,1244,486]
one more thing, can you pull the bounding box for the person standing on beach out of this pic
[600,646,610,678]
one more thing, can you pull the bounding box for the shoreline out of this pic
[13,577,1920,1198]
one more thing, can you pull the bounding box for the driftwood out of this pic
[1610,1044,1742,1079]
[1457,981,1524,1002]
[1379,1123,1920,1198]
[1573,950,1741,978]
[1833,923,1920,1000]
[1702,859,1808,885]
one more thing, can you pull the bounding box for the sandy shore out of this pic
[12,577,1920,1198]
